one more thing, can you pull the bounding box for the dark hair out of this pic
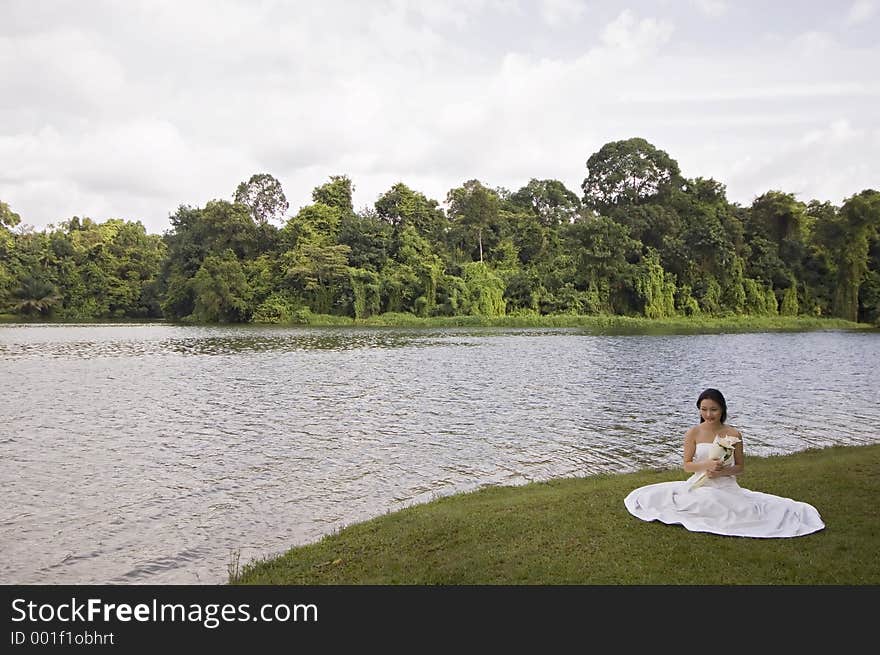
[696,388,727,423]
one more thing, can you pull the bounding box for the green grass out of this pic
[285,312,873,333]
[232,444,880,585]
[2,312,873,332]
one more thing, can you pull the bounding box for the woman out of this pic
[623,388,824,538]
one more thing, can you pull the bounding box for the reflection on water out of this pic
[1,323,878,584]
[0,324,479,358]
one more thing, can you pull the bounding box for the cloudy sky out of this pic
[2,0,878,235]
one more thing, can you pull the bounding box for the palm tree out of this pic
[12,276,61,316]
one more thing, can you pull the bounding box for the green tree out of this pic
[0,200,23,309]
[460,262,506,316]
[234,173,289,225]
[581,137,681,214]
[0,200,21,229]
[159,201,261,320]
[190,250,253,322]
[283,241,352,314]
[832,190,880,321]
[345,267,382,319]
[380,225,444,316]
[860,271,880,325]
[98,219,166,317]
[801,201,840,316]
[502,267,541,313]
[312,175,354,213]
[748,191,807,251]
[664,182,743,313]
[15,217,167,319]
[720,256,747,314]
[745,191,808,306]
[635,249,676,318]
[281,203,343,249]
[11,276,62,316]
[338,209,392,272]
[612,203,680,255]
[508,178,582,227]
[446,180,500,264]
[375,182,447,245]
[245,254,282,314]
[565,216,640,313]
[697,276,723,315]
[780,284,799,316]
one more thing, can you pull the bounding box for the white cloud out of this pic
[725,119,880,204]
[691,0,729,18]
[601,10,675,52]
[800,119,859,147]
[790,30,838,56]
[538,0,587,27]
[396,0,525,28]
[845,0,877,25]
[0,28,126,122]
[1,1,878,233]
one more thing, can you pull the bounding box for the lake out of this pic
[1,323,878,584]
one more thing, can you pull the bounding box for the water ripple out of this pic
[1,324,878,583]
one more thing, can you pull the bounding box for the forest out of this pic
[2,137,879,324]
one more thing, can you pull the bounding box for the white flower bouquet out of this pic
[688,434,741,490]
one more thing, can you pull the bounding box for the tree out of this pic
[283,241,352,314]
[582,137,681,214]
[375,182,447,244]
[660,181,746,314]
[345,267,381,319]
[0,200,21,229]
[159,201,261,320]
[634,249,676,318]
[384,225,444,316]
[565,216,640,313]
[801,200,840,316]
[234,173,289,225]
[190,250,253,322]
[745,191,808,301]
[446,180,500,263]
[748,190,807,247]
[1,216,166,319]
[338,209,392,272]
[460,262,505,316]
[281,203,344,249]
[503,210,547,266]
[11,276,61,316]
[832,190,880,321]
[611,203,680,254]
[508,179,582,227]
[0,200,22,308]
[312,175,354,213]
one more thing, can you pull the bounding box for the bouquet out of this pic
[688,434,740,490]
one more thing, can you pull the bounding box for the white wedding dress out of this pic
[623,442,825,538]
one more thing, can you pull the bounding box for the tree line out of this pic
[2,137,879,324]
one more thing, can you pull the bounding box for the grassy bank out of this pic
[2,313,874,332]
[285,312,873,333]
[232,443,880,584]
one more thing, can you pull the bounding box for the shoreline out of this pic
[232,443,880,585]
[1,314,875,333]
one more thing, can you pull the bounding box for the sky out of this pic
[1,0,878,235]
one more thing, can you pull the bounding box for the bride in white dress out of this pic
[624,388,824,538]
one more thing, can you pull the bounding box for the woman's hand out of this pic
[705,459,723,477]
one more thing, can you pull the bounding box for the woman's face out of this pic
[699,399,723,424]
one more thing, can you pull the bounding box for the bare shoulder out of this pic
[684,425,699,443]
[724,425,743,440]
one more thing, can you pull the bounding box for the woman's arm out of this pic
[707,430,744,478]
